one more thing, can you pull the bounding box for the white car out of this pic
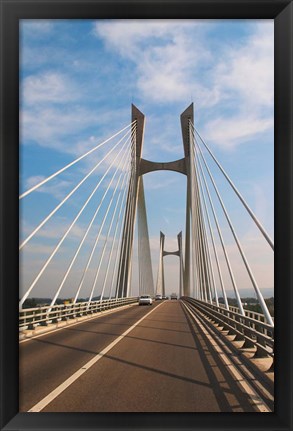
[155,294,162,300]
[139,295,153,305]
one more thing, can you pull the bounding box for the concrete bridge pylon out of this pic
[116,104,194,298]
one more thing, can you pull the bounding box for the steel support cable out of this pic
[138,189,142,295]
[72,129,135,304]
[121,153,137,298]
[88,148,133,305]
[138,186,146,296]
[190,130,212,302]
[138,219,143,295]
[137,180,141,294]
[20,128,133,250]
[190,171,205,301]
[87,152,129,309]
[195,151,225,309]
[113,136,137,299]
[156,239,163,295]
[50,136,133,308]
[189,191,199,301]
[190,128,244,315]
[111,147,136,299]
[191,133,218,305]
[109,177,132,300]
[160,238,165,296]
[195,142,228,308]
[112,167,136,299]
[193,139,224,307]
[198,167,217,304]
[189,130,206,300]
[108,158,136,300]
[189,137,202,300]
[162,241,165,296]
[191,231,199,300]
[19,132,132,309]
[123,143,138,298]
[157,243,162,295]
[140,193,147,295]
[100,162,132,302]
[190,123,274,251]
[113,170,136,299]
[102,124,137,302]
[120,129,138,298]
[179,236,184,297]
[195,175,214,304]
[193,129,274,326]
[20,122,135,200]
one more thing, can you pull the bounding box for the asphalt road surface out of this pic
[19,300,271,412]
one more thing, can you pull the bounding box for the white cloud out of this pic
[20,106,100,152]
[94,20,196,59]
[94,20,216,105]
[94,20,273,149]
[216,22,273,109]
[202,115,273,149]
[202,22,274,149]
[25,175,74,200]
[22,72,76,105]
[21,219,95,249]
[21,20,54,35]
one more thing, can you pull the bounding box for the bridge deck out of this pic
[20,300,271,412]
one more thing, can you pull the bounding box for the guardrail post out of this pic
[40,308,48,326]
[27,308,37,330]
[61,305,68,321]
[51,306,58,324]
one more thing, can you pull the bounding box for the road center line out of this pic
[28,302,164,412]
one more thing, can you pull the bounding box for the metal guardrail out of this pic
[19,297,139,330]
[226,304,274,323]
[182,297,274,363]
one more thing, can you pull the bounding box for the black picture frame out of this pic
[0,1,292,430]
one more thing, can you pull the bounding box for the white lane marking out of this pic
[181,301,271,413]
[20,303,137,344]
[28,302,164,412]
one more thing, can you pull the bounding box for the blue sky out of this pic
[20,19,274,300]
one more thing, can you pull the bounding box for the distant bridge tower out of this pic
[156,232,184,297]
[116,104,196,298]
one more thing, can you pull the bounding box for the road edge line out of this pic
[20,303,137,344]
[181,301,271,413]
[28,302,164,412]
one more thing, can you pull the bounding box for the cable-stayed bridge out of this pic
[19,104,274,413]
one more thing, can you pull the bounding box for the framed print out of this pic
[0,0,292,430]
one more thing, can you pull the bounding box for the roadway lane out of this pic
[19,302,161,412]
[22,300,263,412]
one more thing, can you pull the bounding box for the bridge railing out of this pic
[19,297,139,331]
[182,297,274,364]
[223,303,274,323]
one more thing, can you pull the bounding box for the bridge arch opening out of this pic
[139,170,186,295]
[163,253,180,297]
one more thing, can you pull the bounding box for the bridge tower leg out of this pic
[180,104,194,297]
[177,232,184,297]
[116,105,145,297]
[156,232,165,296]
[181,103,212,301]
